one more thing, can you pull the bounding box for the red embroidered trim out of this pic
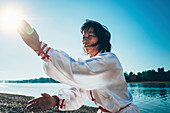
[90,90,110,113]
[60,99,65,109]
[94,52,99,56]
[41,47,51,60]
[116,103,131,113]
[35,41,51,60]
[90,90,96,103]
[52,95,60,109]
[52,95,66,109]
[57,98,60,109]
[98,106,111,113]
[35,42,45,56]
[90,52,99,58]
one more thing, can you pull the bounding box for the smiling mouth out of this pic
[84,41,99,47]
[83,43,94,47]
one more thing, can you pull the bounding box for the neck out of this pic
[89,45,100,58]
[90,51,99,58]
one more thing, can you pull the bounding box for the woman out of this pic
[17,20,139,113]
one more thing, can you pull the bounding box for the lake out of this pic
[0,83,169,113]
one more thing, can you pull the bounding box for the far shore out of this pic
[128,81,170,83]
[1,81,170,84]
[0,93,98,113]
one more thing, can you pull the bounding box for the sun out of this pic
[0,8,22,31]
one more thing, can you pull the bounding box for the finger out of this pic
[27,27,34,35]
[17,25,27,36]
[28,105,42,113]
[28,98,39,104]
[18,19,32,34]
[17,20,26,30]
[26,105,35,112]
[26,102,37,110]
[27,106,37,112]
[19,19,30,28]
[27,104,42,112]
[41,93,51,98]
[31,28,36,35]
[16,28,24,36]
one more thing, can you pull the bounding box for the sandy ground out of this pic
[0,93,98,113]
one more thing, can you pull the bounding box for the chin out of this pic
[86,50,93,55]
[85,47,90,52]
[84,47,94,55]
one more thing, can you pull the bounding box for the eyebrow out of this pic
[88,31,95,34]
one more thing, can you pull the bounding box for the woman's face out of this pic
[82,27,99,55]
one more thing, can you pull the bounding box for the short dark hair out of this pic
[81,19,111,52]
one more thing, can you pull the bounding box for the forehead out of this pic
[82,27,95,35]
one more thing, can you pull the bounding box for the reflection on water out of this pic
[0,83,170,113]
[128,83,170,88]
[128,83,170,113]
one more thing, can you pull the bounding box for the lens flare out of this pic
[0,9,22,31]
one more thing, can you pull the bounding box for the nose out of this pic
[82,37,88,45]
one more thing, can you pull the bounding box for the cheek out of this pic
[91,38,98,43]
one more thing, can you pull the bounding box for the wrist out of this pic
[32,41,40,51]
[33,45,40,51]
[35,41,51,60]
[52,95,60,107]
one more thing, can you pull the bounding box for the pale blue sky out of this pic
[0,0,170,80]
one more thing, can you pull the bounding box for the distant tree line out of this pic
[125,67,170,82]
[2,67,170,83]
[5,77,59,83]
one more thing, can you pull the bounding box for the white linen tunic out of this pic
[37,42,139,113]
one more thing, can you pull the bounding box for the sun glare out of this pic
[0,9,22,31]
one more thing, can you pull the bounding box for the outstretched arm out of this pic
[17,20,40,51]
[17,20,122,90]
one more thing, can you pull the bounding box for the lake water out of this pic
[0,83,169,113]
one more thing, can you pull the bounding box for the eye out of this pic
[89,34,96,37]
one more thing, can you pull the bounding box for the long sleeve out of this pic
[36,41,123,90]
[54,87,88,111]
[35,41,140,113]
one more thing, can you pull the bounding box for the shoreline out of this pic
[1,81,170,84]
[0,93,98,113]
[128,81,170,83]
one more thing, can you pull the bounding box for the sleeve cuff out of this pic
[52,95,65,109]
[35,41,54,60]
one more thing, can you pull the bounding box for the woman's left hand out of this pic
[26,93,57,112]
[17,20,40,51]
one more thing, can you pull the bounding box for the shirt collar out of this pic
[90,50,107,58]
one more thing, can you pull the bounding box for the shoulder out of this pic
[98,52,119,61]
[98,52,122,67]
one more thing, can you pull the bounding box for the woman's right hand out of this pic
[26,93,58,112]
[17,20,40,51]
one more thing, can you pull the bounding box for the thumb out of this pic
[41,93,51,97]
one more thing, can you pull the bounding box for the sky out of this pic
[0,0,170,80]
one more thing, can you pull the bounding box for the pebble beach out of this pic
[0,93,98,113]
